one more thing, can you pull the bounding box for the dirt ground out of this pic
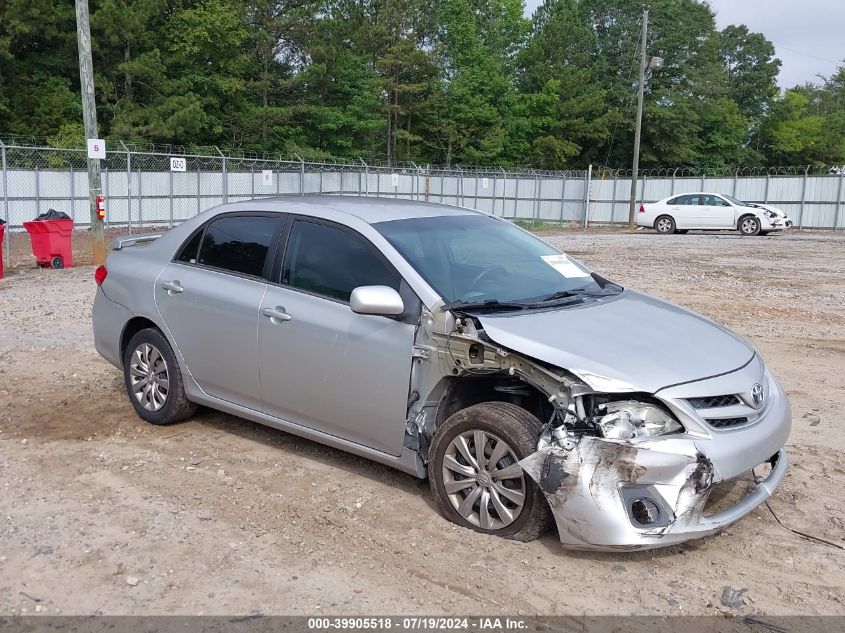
[1,227,844,617]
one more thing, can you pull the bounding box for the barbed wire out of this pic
[1,135,842,177]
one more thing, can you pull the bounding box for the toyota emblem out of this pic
[751,383,764,408]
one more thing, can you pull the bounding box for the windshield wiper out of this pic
[442,299,529,313]
[536,286,619,303]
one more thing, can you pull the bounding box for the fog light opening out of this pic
[631,498,661,526]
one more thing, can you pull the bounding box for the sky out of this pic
[522,0,845,88]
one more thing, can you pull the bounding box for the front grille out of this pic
[687,394,741,409]
[705,417,748,429]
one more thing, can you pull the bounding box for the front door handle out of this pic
[262,306,292,323]
[162,280,184,294]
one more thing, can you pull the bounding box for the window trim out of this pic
[171,211,288,282]
[273,215,403,306]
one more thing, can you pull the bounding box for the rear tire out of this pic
[739,215,761,236]
[123,328,197,425]
[428,402,552,542]
[655,215,676,234]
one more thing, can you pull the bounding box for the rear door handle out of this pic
[262,306,292,323]
[162,280,184,294]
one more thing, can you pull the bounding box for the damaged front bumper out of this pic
[520,438,787,550]
[518,367,792,551]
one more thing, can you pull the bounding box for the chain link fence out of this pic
[2,139,844,258]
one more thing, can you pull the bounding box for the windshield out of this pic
[723,195,748,206]
[374,214,620,308]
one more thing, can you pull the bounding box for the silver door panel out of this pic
[155,263,266,410]
[258,286,415,456]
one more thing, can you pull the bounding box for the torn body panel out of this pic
[519,436,788,550]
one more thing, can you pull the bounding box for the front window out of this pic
[374,214,620,308]
[281,220,399,302]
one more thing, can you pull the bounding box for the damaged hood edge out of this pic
[477,290,755,394]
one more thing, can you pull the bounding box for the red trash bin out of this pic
[0,223,5,279]
[23,219,74,269]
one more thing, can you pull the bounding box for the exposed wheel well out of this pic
[737,213,757,229]
[434,373,552,429]
[120,317,162,361]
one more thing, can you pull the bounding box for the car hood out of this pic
[477,290,754,394]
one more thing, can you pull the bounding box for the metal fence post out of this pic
[798,166,809,229]
[584,164,592,228]
[732,169,739,197]
[500,167,507,216]
[611,172,619,223]
[639,173,646,208]
[35,164,41,217]
[138,165,143,228]
[671,168,677,196]
[700,173,706,192]
[125,145,133,233]
[69,163,75,225]
[103,166,109,229]
[215,147,228,203]
[559,173,567,224]
[834,171,843,230]
[1,140,9,259]
[196,159,201,216]
[764,173,770,203]
[297,155,305,195]
[168,166,174,228]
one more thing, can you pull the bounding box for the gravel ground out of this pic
[1,227,844,616]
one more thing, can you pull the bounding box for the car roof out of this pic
[224,195,481,225]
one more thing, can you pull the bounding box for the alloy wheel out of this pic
[129,343,170,411]
[741,218,758,234]
[657,218,673,233]
[441,429,526,530]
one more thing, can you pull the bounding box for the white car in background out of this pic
[637,193,793,236]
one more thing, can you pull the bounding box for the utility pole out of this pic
[628,9,649,230]
[75,0,106,264]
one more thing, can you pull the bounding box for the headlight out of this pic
[597,401,684,440]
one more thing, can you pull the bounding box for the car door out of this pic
[155,213,283,410]
[258,218,416,456]
[666,195,692,228]
[702,195,735,228]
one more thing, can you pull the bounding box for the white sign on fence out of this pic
[86,139,106,160]
[482,177,489,189]
[262,169,273,187]
[170,157,187,172]
[391,173,399,187]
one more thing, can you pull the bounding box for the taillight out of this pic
[639,204,645,213]
[95,265,108,286]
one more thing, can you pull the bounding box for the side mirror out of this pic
[350,285,405,316]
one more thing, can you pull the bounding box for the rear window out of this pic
[195,215,280,277]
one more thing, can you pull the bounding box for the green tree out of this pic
[717,25,780,122]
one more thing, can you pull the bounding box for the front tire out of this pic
[428,402,552,542]
[123,328,197,425]
[739,215,761,236]
[655,215,676,234]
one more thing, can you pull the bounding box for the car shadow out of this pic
[183,406,439,512]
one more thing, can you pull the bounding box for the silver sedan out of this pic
[92,196,790,550]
